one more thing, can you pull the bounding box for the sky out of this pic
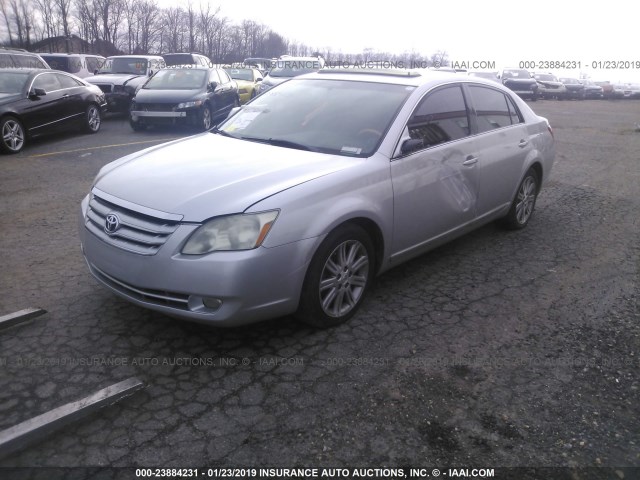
[169,0,639,82]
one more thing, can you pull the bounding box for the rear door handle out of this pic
[463,155,478,166]
[518,139,529,148]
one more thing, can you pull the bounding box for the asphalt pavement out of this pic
[0,102,638,475]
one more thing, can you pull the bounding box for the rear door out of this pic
[464,84,531,218]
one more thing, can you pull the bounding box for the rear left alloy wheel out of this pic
[84,104,101,133]
[0,116,25,153]
[502,168,539,230]
[296,224,375,328]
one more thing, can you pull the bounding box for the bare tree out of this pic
[0,0,15,46]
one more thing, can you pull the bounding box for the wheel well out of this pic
[530,162,543,193]
[340,217,384,275]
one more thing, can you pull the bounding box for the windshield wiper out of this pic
[240,136,315,152]
[210,127,237,138]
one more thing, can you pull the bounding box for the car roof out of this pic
[40,53,104,57]
[160,65,212,70]
[106,55,163,59]
[0,68,44,73]
[303,68,462,87]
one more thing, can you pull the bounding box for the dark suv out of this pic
[500,68,538,101]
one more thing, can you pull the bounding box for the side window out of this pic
[506,96,523,124]
[33,73,63,92]
[218,69,231,84]
[56,73,82,89]
[85,57,100,73]
[209,69,221,84]
[67,56,81,73]
[14,54,46,69]
[468,85,513,133]
[407,85,470,149]
[0,53,15,68]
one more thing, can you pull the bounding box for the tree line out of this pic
[0,0,447,66]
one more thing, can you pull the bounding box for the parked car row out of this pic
[468,68,638,100]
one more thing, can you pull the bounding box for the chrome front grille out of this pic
[140,103,176,112]
[85,194,181,255]
[90,264,190,310]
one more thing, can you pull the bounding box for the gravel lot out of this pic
[0,101,638,476]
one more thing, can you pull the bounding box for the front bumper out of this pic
[105,92,132,112]
[79,200,317,326]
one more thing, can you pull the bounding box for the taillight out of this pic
[547,124,554,140]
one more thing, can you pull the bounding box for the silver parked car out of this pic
[79,70,555,327]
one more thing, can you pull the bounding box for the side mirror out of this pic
[208,81,218,92]
[148,70,154,77]
[401,138,424,155]
[256,78,263,83]
[93,69,99,75]
[29,88,47,98]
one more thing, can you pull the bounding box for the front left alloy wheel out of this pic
[0,116,25,154]
[296,224,375,327]
[84,104,101,133]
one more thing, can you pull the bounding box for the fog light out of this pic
[203,297,223,310]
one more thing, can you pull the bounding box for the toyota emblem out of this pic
[104,213,120,234]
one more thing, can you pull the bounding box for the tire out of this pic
[84,104,101,133]
[296,224,375,328]
[130,119,145,132]
[200,105,212,131]
[501,168,539,230]
[0,116,26,154]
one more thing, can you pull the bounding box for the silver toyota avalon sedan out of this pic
[79,69,555,327]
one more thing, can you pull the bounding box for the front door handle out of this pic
[518,139,529,148]
[463,155,478,166]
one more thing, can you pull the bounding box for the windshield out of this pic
[143,69,207,90]
[268,60,321,78]
[217,78,414,157]
[99,57,148,75]
[0,71,29,93]
[502,69,532,79]
[225,68,254,81]
[535,74,557,81]
[470,72,498,80]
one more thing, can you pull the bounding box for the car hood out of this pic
[87,73,144,85]
[262,75,290,87]
[134,88,203,103]
[93,134,358,221]
[537,80,564,87]
[503,78,536,86]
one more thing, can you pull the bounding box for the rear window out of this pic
[0,53,15,68]
[10,54,48,69]
[41,56,82,73]
[163,54,197,66]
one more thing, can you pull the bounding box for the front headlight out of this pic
[182,210,279,254]
[177,100,203,109]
